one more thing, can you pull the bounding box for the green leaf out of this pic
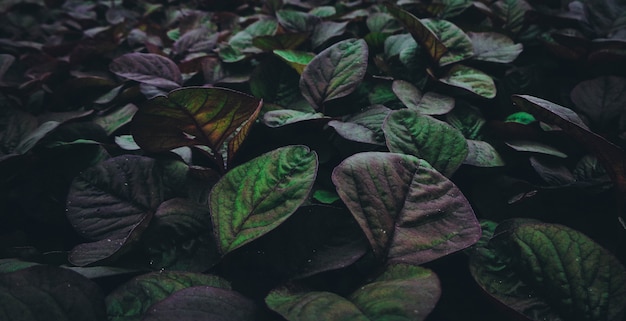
[384,1,448,63]
[367,12,402,34]
[300,38,368,110]
[277,9,320,32]
[383,110,468,176]
[392,80,455,115]
[492,0,531,33]
[266,264,441,321]
[309,6,336,18]
[332,152,480,263]
[130,87,262,169]
[468,32,523,63]
[273,49,316,74]
[470,220,626,321]
[210,145,318,254]
[505,111,536,125]
[250,57,302,104]
[0,265,106,321]
[106,271,231,321]
[312,189,341,204]
[439,64,496,99]
[252,33,309,51]
[93,103,138,136]
[464,140,505,167]
[422,19,473,66]
[262,109,327,128]
[445,102,485,139]
[439,0,473,19]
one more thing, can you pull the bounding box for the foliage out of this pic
[1,0,626,320]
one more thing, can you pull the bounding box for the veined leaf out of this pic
[110,53,182,90]
[273,49,315,74]
[332,152,480,264]
[384,1,448,63]
[439,64,496,99]
[210,145,318,254]
[383,109,468,176]
[422,19,473,66]
[392,80,455,115]
[300,38,368,110]
[468,32,523,63]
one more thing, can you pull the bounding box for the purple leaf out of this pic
[110,53,182,89]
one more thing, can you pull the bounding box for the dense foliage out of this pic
[1,0,626,320]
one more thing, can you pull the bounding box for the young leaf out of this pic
[439,64,497,99]
[383,109,468,176]
[209,145,318,254]
[106,271,230,321]
[332,152,480,264]
[384,1,448,63]
[468,32,523,63]
[109,53,182,90]
[422,19,474,66]
[266,264,441,321]
[470,220,626,321]
[0,265,106,321]
[130,87,262,167]
[300,38,368,110]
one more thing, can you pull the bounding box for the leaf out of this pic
[383,110,468,176]
[309,6,336,18]
[470,220,626,321]
[300,38,368,110]
[130,87,262,168]
[266,264,441,321]
[262,109,327,128]
[106,271,230,321]
[66,156,189,265]
[392,80,455,115]
[422,19,473,66]
[505,140,568,158]
[0,265,106,321]
[141,286,256,321]
[109,53,182,90]
[366,12,402,34]
[492,0,531,33]
[273,49,316,74]
[209,145,318,254]
[332,152,481,264]
[439,64,496,99]
[570,76,626,128]
[0,106,37,160]
[384,1,448,63]
[0,53,15,81]
[276,9,320,32]
[439,0,473,19]
[250,57,301,104]
[465,140,506,167]
[468,32,523,63]
[311,21,349,48]
[93,103,138,136]
[253,33,309,51]
[327,105,392,145]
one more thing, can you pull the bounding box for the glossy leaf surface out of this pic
[210,145,318,254]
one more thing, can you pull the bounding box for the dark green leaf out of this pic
[422,19,473,66]
[210,145,318,254]
[253,33,309,51]
[300,38,368,109]
[332,152,480,263]
[366,13,402,34]
[439,64,496,99]
[106,271,230,321]
[273,49,316,74]
[383,109,468,176]
[93,103,138,136]
[492,0,531,33]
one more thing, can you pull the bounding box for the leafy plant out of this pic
[1,0,626,321]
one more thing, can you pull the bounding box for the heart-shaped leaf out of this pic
[66,156,189,266]
[470,220,626,321]
[392,80,455,115]
[383,109,468,176]
[422,19,473,66]
[106,271,230,321]
[439,64,496,99]
[130,87,262,168]
[266,264,441,321]
[300,38,368,110]
[210,145,318,254]
[384,1,448,63]
[332,152,481,264]
[570,76,626,128]
[0,265,106,321]
[110,53,182,90]
[468,32,523,63]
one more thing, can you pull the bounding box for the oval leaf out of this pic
[142,286,256,321]
[328,105,392,145]
[422,18,474,66]
[470,221,626,321]
[332,152,481,264]
[439,64,496,99]
[110,53,182,90]
[266,264,441,321]
[106,271,230,321]
[570,76,626,128]
[299,38,368,109]
[392,80,455,115]
[210,145,318,254]
[0,265,106,321]
[383,109,468,176]
[464,140,505,167]
[273,49,315,74]
[468,31,523,63]
[384,1,448,63]
[130,87,262,166]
